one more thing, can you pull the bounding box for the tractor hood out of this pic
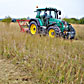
[49,18,62,23]
[49,18,69,32]
[49,18,63,28]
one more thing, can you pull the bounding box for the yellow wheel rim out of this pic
[49,29,55,38]
[64,31,67,34]
[30,24,37,34]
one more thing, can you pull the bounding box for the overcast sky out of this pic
[0,0,84,19]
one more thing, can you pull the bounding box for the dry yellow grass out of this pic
[0,22,84,84]
[72,24,84,40]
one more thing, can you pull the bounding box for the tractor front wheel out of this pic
[29,21,38,35]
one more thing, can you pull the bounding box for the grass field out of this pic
[0,22,84,84]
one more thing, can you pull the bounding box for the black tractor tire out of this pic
[29,21,38,35]
[63,27,76,40]
[69,27,76,39]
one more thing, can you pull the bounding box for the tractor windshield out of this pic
[37,10,56,19]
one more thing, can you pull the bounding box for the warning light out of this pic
[36,6,38,8]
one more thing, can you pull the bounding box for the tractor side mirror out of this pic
[59,11,61,15]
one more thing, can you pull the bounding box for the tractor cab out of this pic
[35,8,61,19]
[35,8,61,26]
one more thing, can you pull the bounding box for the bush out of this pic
[2,16,12,23]
[63,17,84,24]
[63,18,79,24]
[79,17,84,24]
[21,18,27,20]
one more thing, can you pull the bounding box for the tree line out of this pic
[0,16,84,24]
[63,17,84,24]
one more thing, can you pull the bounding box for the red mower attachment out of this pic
[17,20,30,32]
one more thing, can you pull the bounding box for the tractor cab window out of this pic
[40,11,49,17]
[39,11,48,19]
[51,11,56,18]
[36,11,40,18]
[46,11,49,16]
[40,11,45,16]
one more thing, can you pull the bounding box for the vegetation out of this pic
[1,17,27,23]
[63,17,84,24]
[1,16,84,24]
[0,22,84,84]
[1,16,12,23]
[79,17,84,24]
[20,18,27,20]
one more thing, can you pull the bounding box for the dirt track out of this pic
[0,59,28,84]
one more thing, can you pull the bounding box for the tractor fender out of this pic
[48,26,61,33]
[48,26,61,35]
[46,22,57,30]
[29,19,40,27]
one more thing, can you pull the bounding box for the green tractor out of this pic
[29,7,76,39]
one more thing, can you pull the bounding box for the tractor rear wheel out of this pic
[29,21,38,35]
[48,29,55,38]
[48,26,61,38]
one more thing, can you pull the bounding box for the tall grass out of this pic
[0,22,84,84]
[72,24,84,40]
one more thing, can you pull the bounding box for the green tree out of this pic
[63,18,80,24]
[79,17,84,24]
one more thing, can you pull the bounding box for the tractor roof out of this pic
[36,8,57,12]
